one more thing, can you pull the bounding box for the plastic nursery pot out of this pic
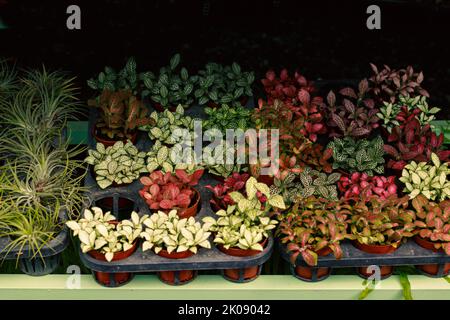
[217,238,268,282]
[156,249,196,285]
[414,235,450,277]
[92,123,137,147]
[95,196,136,221]
[88,242,137,287]
[352,240,400,279]
[19,254,61,276]
[293,246,333,282]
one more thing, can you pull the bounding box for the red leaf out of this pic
[331,113,346,133]
[358,79,369,94]
[298,89,310,105]
[383,144,399,158]
[339,87,357,99]
[327,91,336,106]
[160,199,175,209]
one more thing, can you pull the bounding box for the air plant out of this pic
[0,58,18,96]
[0,137,87,218]
[0,67,81,137]
[0,200,62,264]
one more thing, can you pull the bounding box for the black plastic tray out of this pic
[278,239,450,268]
[81,98,275,274]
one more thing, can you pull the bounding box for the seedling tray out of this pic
[81,99,274,275]
[278,239,450,268]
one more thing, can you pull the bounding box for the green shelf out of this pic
[0,275,448,300]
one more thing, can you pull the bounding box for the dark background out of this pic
[0,0,449,109]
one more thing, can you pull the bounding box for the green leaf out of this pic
[170,53,180,70]
[399,272,413,300]
[231,62,241,74]
[268,195,286,210]
[160,85,168,98]
[358,280,375,300]
[180,67,188,81]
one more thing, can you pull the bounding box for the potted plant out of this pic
[277,196,350,281]
[261,69,316,104]
[270,167,340,208]
[142,53,197,111]
[203,104,254,133]
[195,62,254,108]
[139,169,204,218]
[344,195,416,279]
[339,172,397,200]
[87,57,151,97]
[202,177,285,282]
[377,94,440,135]
[367,63,429,104]
[411,195,450,276]
[205,173,255,211]
[84,140,148,190]
[256,71,326,142]
[202,140,245,180]
[383,118,450,171]
[326,136,385,176]
[0,200,66,276]
[323,79,379,139]
[399,153,450,201]
[66,207,145,287]
[140,210,212,285]
[88,89,153,146]
[146,140,203,174]
[139,104,196,145]
[0,65,85,276]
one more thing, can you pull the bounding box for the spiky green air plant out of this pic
[0,67,81,137]
[0,58,18,96]
[0,201,62,265]
[0,139,87,219]
[0,173,14,232]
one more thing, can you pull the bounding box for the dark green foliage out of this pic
[195,62,254,106]
[142,53,197,109]
[87,57,147,95]
[203,104,254,133]
[327,136,385,176]
[270,167,340,203]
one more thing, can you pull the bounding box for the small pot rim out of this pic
[414,235,444,253]
[157,249,195,259]
[92,122,137,145]
[218,237,268,257]
[88,241,137,262]
[352,239,400,254]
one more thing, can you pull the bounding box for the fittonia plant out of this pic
[85,140,147,189]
